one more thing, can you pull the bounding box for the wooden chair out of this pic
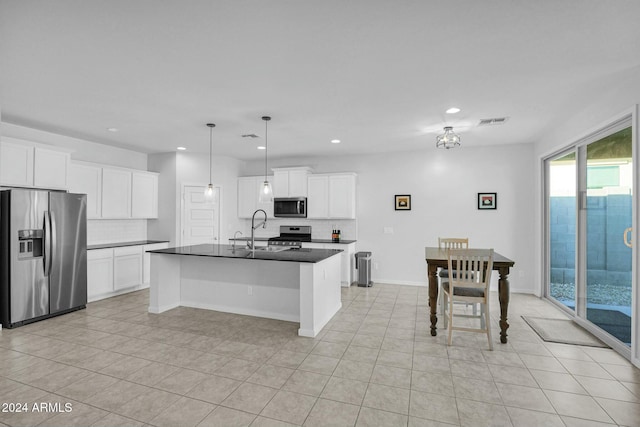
[442,248,494,350]
[437,238,471,317]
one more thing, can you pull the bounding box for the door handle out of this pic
[623,227,632,248]
[43,211,52,276]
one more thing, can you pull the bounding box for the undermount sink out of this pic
[251,246,291,253]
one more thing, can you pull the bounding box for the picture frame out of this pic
[395,194,411,210]
[477,192,497,210]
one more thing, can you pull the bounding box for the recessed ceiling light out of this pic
[177,146,186,151]
[257,146,266,150]
[445,107,461,114]
[106,127,118,132]
[331,139,341,144]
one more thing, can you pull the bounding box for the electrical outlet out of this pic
[248,286,253,296]
[374,262,379,270]
[519,270,525,278]
[383,227,394,234]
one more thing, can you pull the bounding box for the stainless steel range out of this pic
[268,225,312,249]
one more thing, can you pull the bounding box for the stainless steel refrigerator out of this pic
[1,189,87,328]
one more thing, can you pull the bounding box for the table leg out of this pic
[498,267,510,343]
[428,264,439,336]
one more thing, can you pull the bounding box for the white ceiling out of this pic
[1,1,640,161]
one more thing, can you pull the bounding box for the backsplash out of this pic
[236,218,357,241]
[87,219,147,245]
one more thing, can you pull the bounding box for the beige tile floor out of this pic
[1,284,639,426]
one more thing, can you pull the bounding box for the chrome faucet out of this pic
[232,231,243,251]
[248,209,267,250]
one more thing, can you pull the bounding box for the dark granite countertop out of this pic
[148,244,342,263]
[229,237,356,245]
[88,240,170,250]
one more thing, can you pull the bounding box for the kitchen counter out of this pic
[88,240,169,250]
[149,244,342,263]
[149,244,342,337]
[229,237,357,244]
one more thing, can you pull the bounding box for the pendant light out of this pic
[204,123,215,201]
[436,126,461,150]
[258,116,273,203]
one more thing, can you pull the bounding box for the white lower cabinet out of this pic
[88,241,167,302]
[113,246,143,291]
[143,242,170,283]
[87,249,114,300]
[302,242,356,287]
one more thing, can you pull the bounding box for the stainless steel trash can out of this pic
[355,251,372,287]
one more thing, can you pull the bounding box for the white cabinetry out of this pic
[0,138,70,190]
[113,246,143,291]
[143,242,170,284]
[302,241,356,287]
[87,249,114,301]
[34,147,69,189]
[101,168,132,218]
[132,172,159,218]
[237,176,274,218]
[273,167,311,197]
[68,163,102,219]
[88,241,169,302]
[307,173,356,219]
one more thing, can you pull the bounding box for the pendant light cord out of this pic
[264,119,268,180]
[209,126,213,183]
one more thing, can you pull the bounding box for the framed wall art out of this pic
[395,194,411,210]
[477,192,497,210]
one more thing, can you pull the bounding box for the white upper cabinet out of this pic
[307,175,329,218]
[68,161,158,219]
[131,171,158,218]
[307,173,357,219]
[68,162,102,219]
[0,138,70,190]
[238,176,274,218]
[102,168,132,218]
[33,147,69,189]
[273,167,311,198]
[329,173,357,218]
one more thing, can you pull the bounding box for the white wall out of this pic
[148,152,245,246]
[244,144,536,292]
[148,152,177,244]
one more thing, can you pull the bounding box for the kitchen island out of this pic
[147,244,343,337]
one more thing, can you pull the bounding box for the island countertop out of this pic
[148,243,343,263]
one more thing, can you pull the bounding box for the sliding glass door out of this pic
[546,121,634,350]
[584,127,633,345]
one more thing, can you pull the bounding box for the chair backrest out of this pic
[447,248,494,292]
[438,237,469,249]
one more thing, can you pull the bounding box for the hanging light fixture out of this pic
[258,116,274,203]
[204,123,215,200]
[436,126,461,150]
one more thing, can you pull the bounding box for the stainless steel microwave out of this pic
[274,197,307,218]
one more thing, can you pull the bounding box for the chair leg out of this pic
[480,304,485,330]
[485,302,493,351]
[442,291,448,329]
[447,295,454,346]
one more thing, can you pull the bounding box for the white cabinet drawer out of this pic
[87,248,113,260]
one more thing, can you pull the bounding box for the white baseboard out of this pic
[88,283,150,303]
[181,300,300,323]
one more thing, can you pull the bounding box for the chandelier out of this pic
[436,126,461,149]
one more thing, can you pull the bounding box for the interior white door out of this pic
[182,185,220,246]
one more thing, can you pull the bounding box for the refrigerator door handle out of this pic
[44,210,53,276]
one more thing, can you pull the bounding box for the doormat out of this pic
[521,316,608,348]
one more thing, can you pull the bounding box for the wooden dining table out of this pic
[425,247,515,343]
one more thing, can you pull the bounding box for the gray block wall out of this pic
[550,195,632,287]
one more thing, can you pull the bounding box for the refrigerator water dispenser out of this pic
[18,229,43,259]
